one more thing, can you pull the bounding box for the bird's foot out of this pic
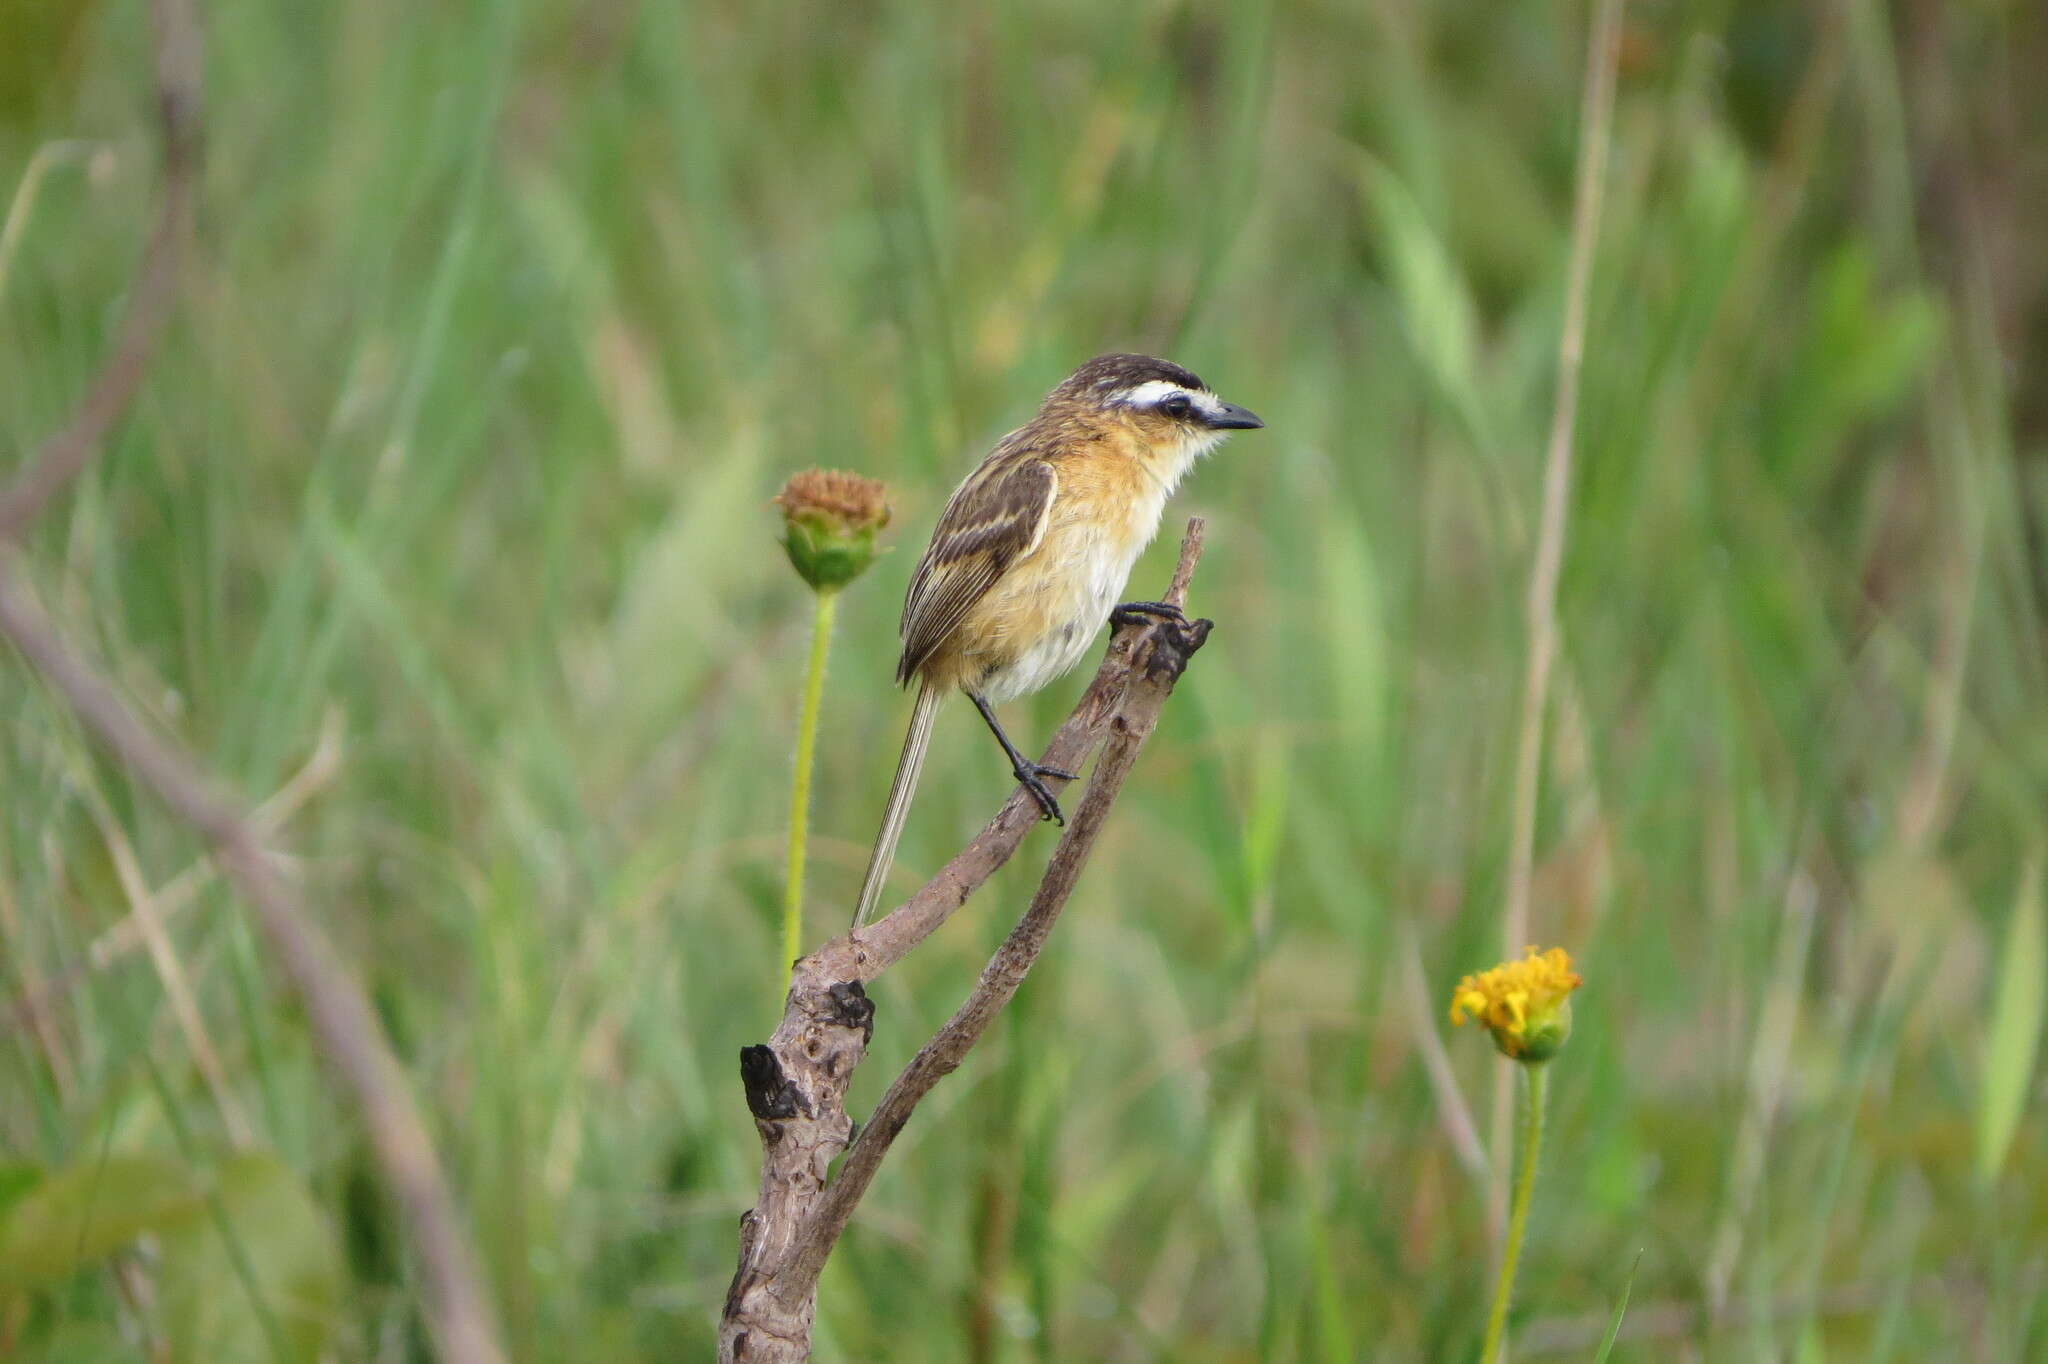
[1013,762,1074,825]
[1110,599,1187,630]
[1111,599,1213,682]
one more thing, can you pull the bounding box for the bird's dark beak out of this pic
[1206,402,1264,430]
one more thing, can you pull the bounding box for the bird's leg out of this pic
[968,691,1075,825]
[1110,599,1187,630]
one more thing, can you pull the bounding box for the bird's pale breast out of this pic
[948,429,1198,702]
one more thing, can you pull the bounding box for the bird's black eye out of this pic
[1159,393,1193,419]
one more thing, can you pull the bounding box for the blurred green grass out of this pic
[3,0,2045,1359]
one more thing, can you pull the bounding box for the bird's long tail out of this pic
[850,680,943,929]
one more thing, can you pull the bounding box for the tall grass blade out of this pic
[1590,1250,1641,1364]
[1976,857,2044,1184]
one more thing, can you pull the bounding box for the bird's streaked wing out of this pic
[897,457,1057,685]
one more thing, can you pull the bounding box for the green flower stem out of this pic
[1481,1063,1548,1363]
[781,589,838,987]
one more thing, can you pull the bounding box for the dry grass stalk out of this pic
[0,3,508,1360]
[1493,0,1626,1234]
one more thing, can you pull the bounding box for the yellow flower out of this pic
[1449,946,1583,1063]
[773,468,892,592]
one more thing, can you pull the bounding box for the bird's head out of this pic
[1044,353,1263,459]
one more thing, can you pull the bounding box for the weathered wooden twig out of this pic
[720,518,1213,1362]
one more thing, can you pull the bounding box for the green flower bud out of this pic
[773,469,891,593]
[1507,996,1571,1063]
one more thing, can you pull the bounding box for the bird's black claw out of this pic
[1110,599,1188,630]
[1014,765,1067,825]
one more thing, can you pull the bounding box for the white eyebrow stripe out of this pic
[1113,379,1223,417]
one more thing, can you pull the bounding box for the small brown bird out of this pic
[850,353,1263,928]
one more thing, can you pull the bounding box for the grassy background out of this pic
[4,0,2046,1358]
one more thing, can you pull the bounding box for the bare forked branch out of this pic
[720,519,1214,1362]
[0,4,507,1361]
